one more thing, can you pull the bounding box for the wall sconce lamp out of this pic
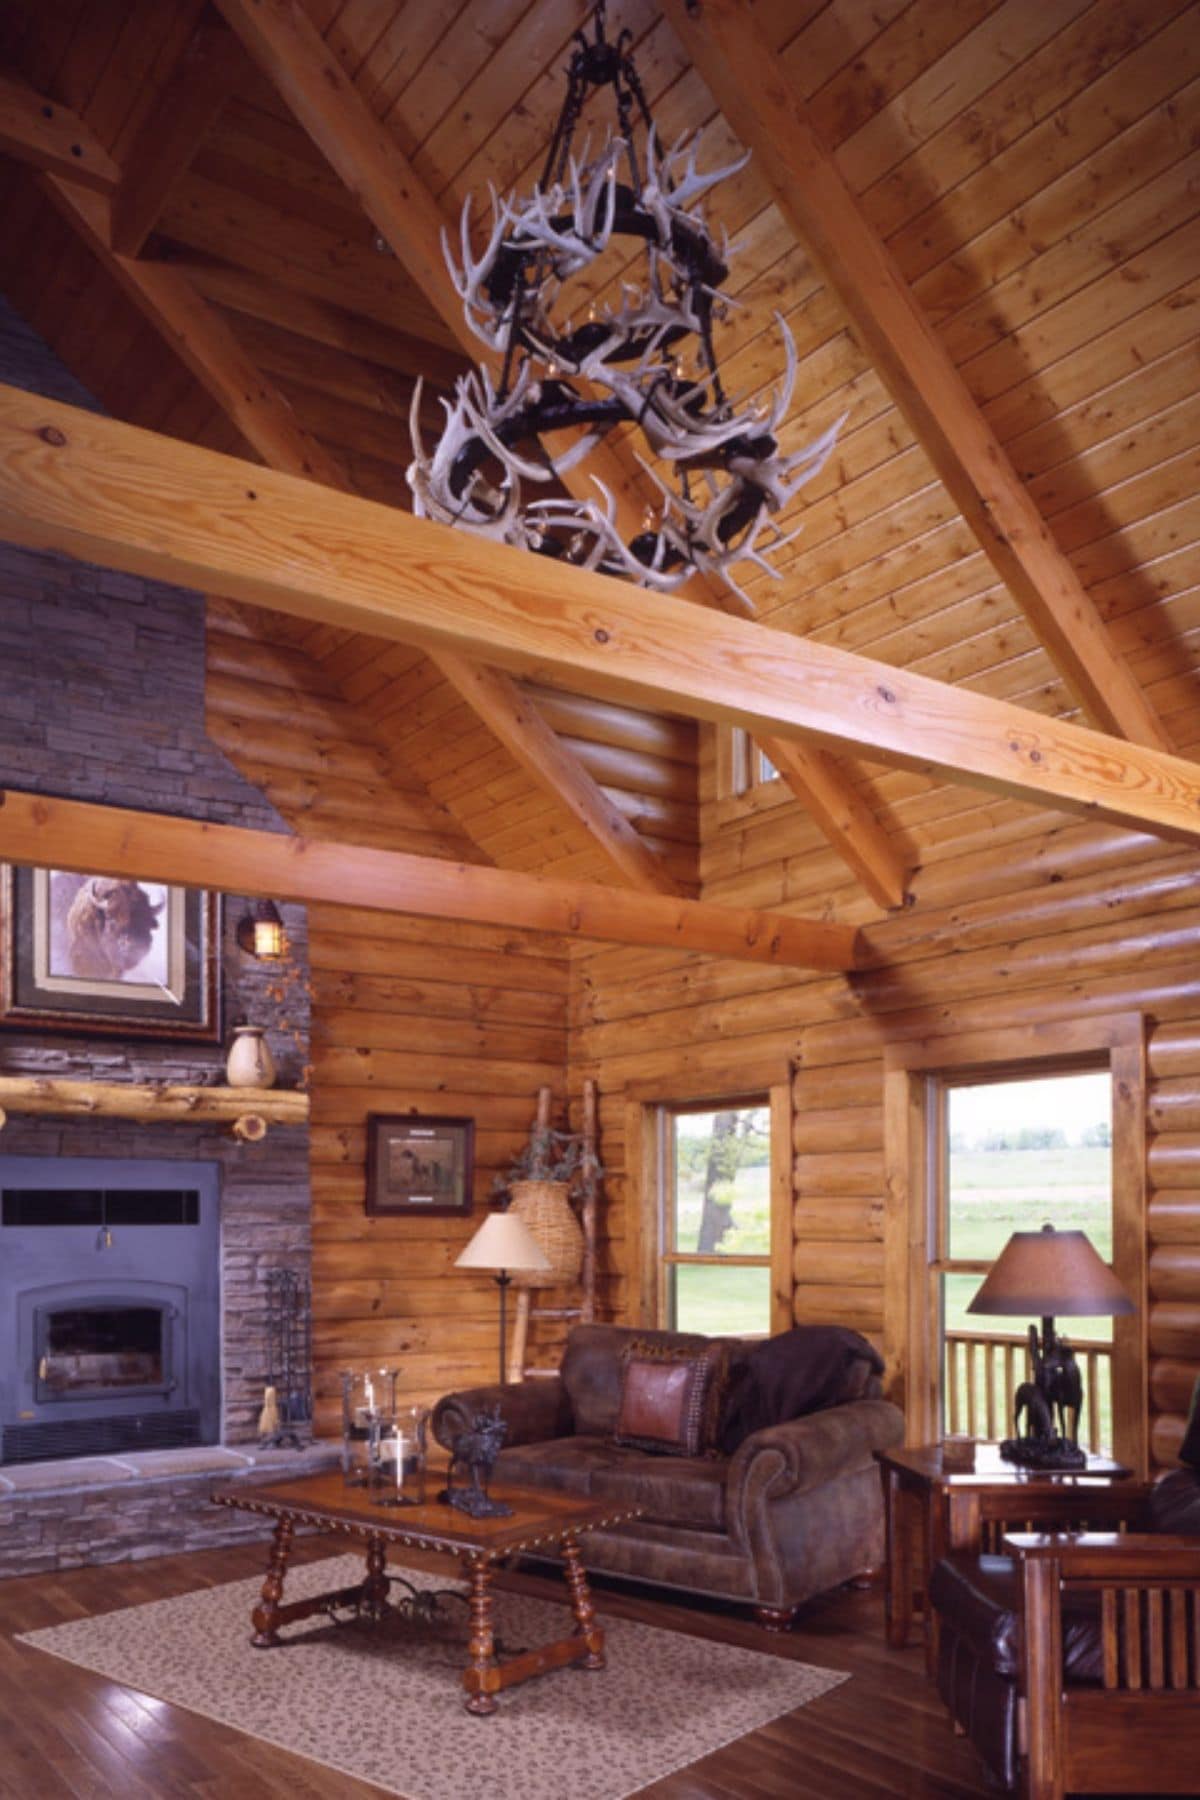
[236,899,286,959]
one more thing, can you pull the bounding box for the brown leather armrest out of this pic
[431,1376,572,1451]
[725,1398,903,1549]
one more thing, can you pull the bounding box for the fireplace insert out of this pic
[0,1156,220,1464]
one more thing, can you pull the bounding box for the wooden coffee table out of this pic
[211,1471,639,1715]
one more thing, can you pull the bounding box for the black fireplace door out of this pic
[33,1294,176,1404]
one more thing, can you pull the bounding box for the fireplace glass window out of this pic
[36,1304,165,1400]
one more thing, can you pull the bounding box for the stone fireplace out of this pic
[0,295,313,1462]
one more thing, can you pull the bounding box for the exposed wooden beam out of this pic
[110,20,234,257]
[0,791,858,971]
[37,170,679,896]
[213,0,905,907]
[3,387,1200,846]
[43,177,346,485]
[663,0,1168,754]
[0,73,119,193]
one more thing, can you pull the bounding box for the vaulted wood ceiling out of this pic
[1,0,1196,916]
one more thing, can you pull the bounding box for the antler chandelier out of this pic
[407,3,840,608]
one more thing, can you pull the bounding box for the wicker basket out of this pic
[509,1179,584,1287]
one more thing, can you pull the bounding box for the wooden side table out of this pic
[877,1443,1142,1676]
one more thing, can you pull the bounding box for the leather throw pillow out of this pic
[613,1340,726,1457]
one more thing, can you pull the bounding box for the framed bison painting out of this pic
[0,866,220,1041]
[365,1114,475,1216]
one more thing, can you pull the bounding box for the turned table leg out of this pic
[251,1516,295,1647]
[463,1554,499,1716]
[561,1531,605,1669]
[361,1534,389,1620]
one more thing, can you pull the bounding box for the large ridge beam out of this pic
[2,385,1200,846]
[0,791,858,972]
[212,0,907,909]
[663,0,1168,753]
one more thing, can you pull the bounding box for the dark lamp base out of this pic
[999,1434,1087,1471]
[439,1485,514,1519]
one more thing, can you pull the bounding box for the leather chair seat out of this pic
[930,1550,1105,1685]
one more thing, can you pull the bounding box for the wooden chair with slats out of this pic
[1010,1530,1200,1800]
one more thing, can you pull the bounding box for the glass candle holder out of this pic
[340,1368,399,1485]
[369,1402,430,1507]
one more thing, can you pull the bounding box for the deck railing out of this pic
[944,1329,1113,1453]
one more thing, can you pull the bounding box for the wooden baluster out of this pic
[1086,1349,1101,1451]
[1122,1589,1143,1689]
[947,1340,961,1435]
[1147,1589,1166,1688]
[1004,1342,1017,1438]
[1101,1589,1119,1689]
[966,1340,978,1439]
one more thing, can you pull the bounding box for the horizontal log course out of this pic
[1148,1302,1200,1358]
[1148,1192,1200,1244]
[1147,1138,1200,1189]
[793,1196,885,1242]
[859,850,1200,969]
[0,1076,307,1126]
[1150,1415,1187,1470]
[1148,1359,1200,1413]
[792,1285,884,1332]
[791,1106,883,1154]
[1148,1245,1200,1298]
[797,961,1200,1067]
[792,1152,886,1198]
[792,1064,881,1111]
[1148,1023,1200,1079]
[307,968,567,1028]
[310,1007,565,1065]
[792,1241,885,1287]
[1148,1080,1200,1133]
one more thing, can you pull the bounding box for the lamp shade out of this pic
[455,1210,552,1275]
[968,1223,1134,1318]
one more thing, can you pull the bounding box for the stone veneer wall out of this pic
[0,293,312,1448]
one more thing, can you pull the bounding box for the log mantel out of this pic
[0,1075,309,1133]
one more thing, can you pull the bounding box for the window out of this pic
[719,727,780,800]
[882,1015,1146,1471]
[934,1069,1115,1448]
[657,1102,772,1335]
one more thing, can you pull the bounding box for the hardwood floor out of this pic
[0,1535,994,1799]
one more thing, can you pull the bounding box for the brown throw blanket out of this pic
[718,1325,884,1454]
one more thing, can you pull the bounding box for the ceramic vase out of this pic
[225,1023,276,1089]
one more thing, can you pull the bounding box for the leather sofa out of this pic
[432,1322,904,1627]
[929,1462,1200,1798]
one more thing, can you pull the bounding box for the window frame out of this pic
[716,725,782,804]
[883,1015,1147,1474]
[656,1100,774,1333]
[623,1074,793,1336]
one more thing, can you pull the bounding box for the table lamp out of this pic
[455,1210,551,1384]
[967,1222,1134,1469]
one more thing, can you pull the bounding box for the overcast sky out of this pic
[948,1072,1110,1145]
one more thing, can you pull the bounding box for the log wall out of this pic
[573,763,1200,1472]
